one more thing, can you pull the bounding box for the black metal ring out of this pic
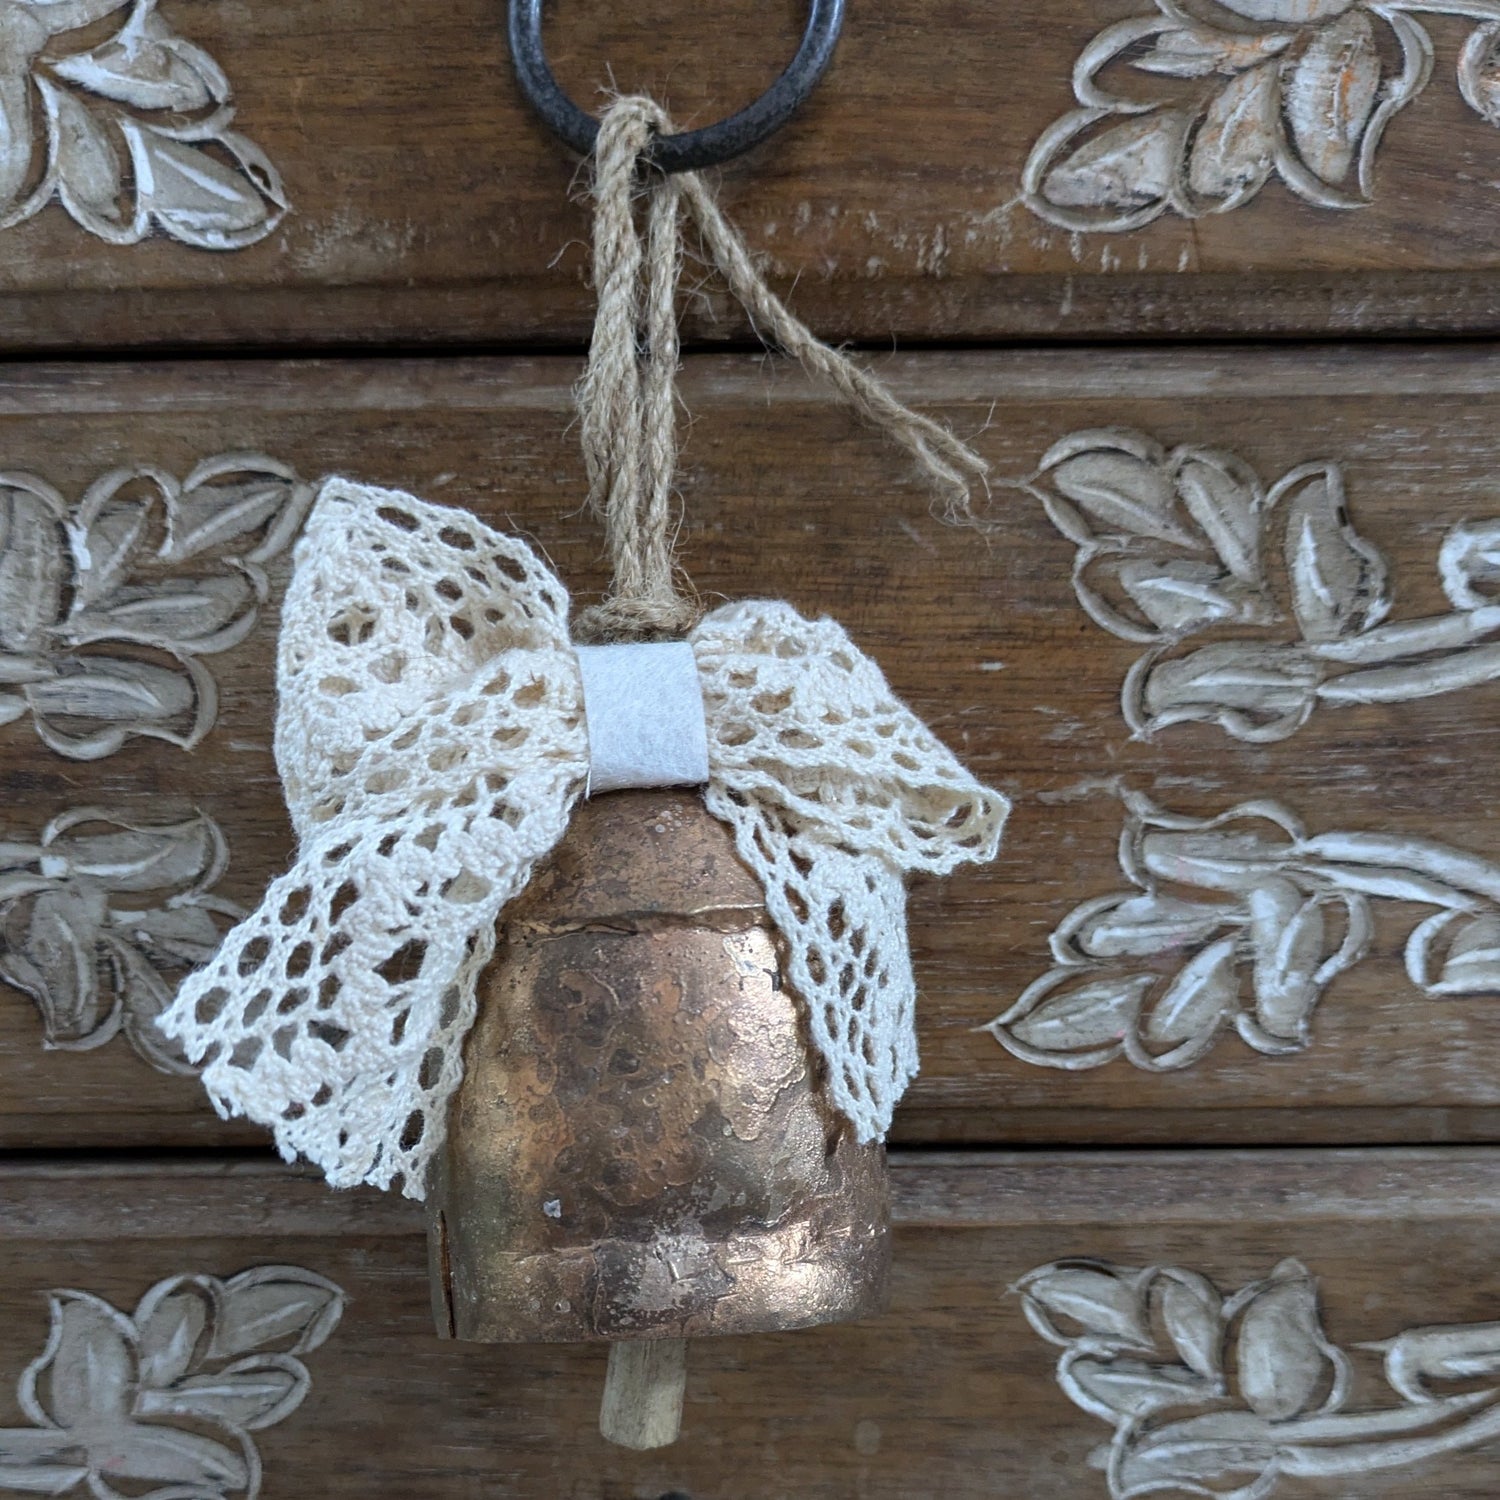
[507,0,845,174]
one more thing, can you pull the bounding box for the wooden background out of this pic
[3,345,1498,1150]
[5,1151,1499,1498]
[9,0,1500,349]
[6,1,1500,1491]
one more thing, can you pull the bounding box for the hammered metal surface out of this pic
[426,791,891,1343]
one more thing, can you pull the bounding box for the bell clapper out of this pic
[599,1337,688,1450]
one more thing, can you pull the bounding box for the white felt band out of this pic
[575,641,710,796]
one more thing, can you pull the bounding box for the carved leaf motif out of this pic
[1036,436,1286,644]
[1110,556,1259,634]
[0,67,37,215]
[136,1353,309,1431]
[1004,973,1154,1056]
[37,81,128,237]
[1234,1261,1344,1420]
[1024,0,1500,230]
[46,813,223,894]
[1243,883,1361,1044]
[1060,892,1235,961]
[1459,21,1500,124]
[134,1278,215,1389]
[1382,1321,1500,1401]
[212,1266,346,1357]
[6,1267,343,1499]
[1283,10,1382,186]
[1023,1255,1500,1500]
[1021,1264,1154,1348]
[26,1293,137,1427]
[0,454,306,759]
[1136,25,1292,78]
[30,658,195,725]
[996,789,1500,1078]
[0,484,65,653]
[1216,0,1357,19]
[1438,914,1500,994]
[111,940,194,1072]
[1161,1272,1225,1381]
[95,1425,253,1491]
[3,886,113,1044]
[8,0,286,248]
[0,808,238,1071]
[0,1430,90,1496]
[165,460,313,565]
[1131,810,1303,896]
[1037,109,1187,217]
[49,3,227,114]
[210,130,287,228]
[0,872,52,906]
[1064,1354,1209,1421]
[69,487,156,608]
[123,903,224,962]
[1409,911,1500,996]
[65,573,260,653]
[119,124,285,249]
[1438,518,1500,609]
[165,483,282,563]
[1143,936,1240,1047]
[26,655,206,759]
[0,658,51,686]
[1279,467,1389,642]
[1109,1414,1279,1499]
[1188,61,1279,201]
[1049,447,1196,548]
[1034,429,1500,741]
[1174,452,1264,584]
[1134,641,1323,740]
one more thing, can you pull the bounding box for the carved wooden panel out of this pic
[1018,1248,1500,1499]
[0,1262,344,1499]
[0,0,286,250]
[8,0,1500,349]
[4,1150,1499,1497]
[1023,1,1500,231]
[1,348,1499,1150]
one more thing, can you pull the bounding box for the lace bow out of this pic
[158,479,1008,1198]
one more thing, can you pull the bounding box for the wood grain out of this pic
[8,0,1500,349]
[4,1150,1500,1498]
[1,347,1499,1151]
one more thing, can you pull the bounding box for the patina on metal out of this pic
[507,0,847,174]
[425,788,891,1344]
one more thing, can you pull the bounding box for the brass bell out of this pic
[424,788,892,1447]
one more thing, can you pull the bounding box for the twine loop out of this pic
[575,94,990,642]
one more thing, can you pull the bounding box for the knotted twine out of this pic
[575,94,990,640]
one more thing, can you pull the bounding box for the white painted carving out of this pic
[0,0,286,247]
[1025,429,1500,740]
[0,1265,343,1499]
[0,454,311,758]
[1019,1255,1500,1500]
[0,807,242,1073]
[989,789,1500,1072]
[1024,0,1500,230]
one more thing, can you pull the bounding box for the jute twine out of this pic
[575,95,990,643]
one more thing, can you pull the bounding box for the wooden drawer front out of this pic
[0,347,1498,1150]
[6,0,1500,349]
[2,1151,1499,1497]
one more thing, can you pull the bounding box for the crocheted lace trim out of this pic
[158,479,1007,1197]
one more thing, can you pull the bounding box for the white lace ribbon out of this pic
[157,478,1008,1199]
